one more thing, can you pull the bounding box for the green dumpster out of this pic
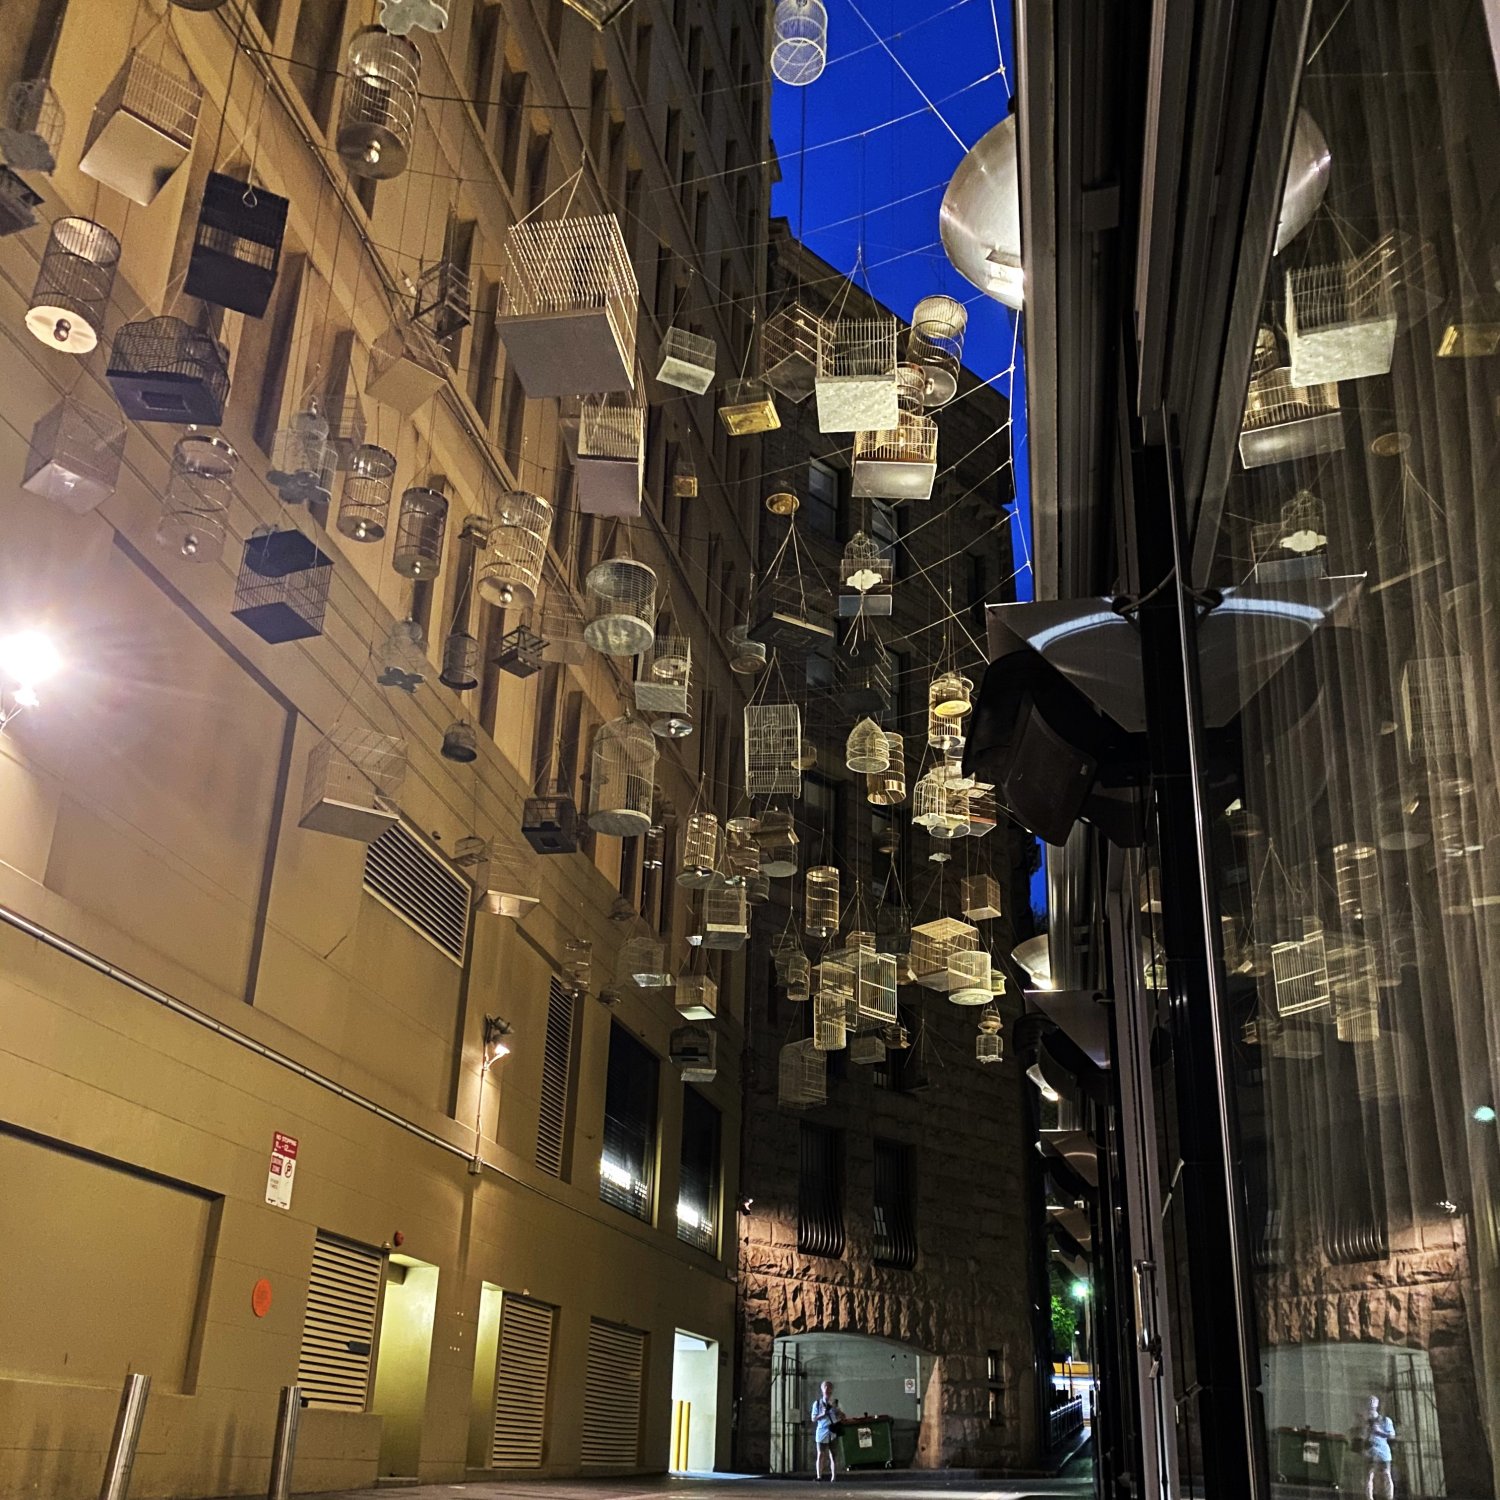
[1272,1427,1344,1486]
[839,1416,894,1469]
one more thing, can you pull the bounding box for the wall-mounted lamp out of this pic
[0,629,60,729]
[470,1015,514,1175]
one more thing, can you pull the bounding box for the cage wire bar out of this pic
[657,326,716,394]
[588,716,657,836]
[746,703,803,796]
[908,294,967,406]
[578,391,645,516]
[156,431,237,563]
[778,1038,827,1107]
[337,444,398,541]
[816,316,899,432]
[79,51,201,206]
[23,398,126,513]
[337,30,421,180]
[679,812,723,889]
[478,491,552,606]
[299,728,407,840]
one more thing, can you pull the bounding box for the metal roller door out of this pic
[491,1294,555,1468]
[296,1232,384,1410]
[581,1318,646,1465]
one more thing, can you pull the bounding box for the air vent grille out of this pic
[363,822,471,964]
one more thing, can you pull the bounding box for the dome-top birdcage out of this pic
[337,29,421,180]
[678,812,722,889]
[841,531,894,595]
[478,491,552,606]
[908,295,968,407]
[157,431,237,564]
[588,715,657,837]
[377,618,427,693]
[805,865,840,939]
[846,717,890,775]
[772,0,829,87]
[583,556,657,657]
[27,217,120,355]
[337,443,397,542]
[1,79,64,174]
[867,730,906,806]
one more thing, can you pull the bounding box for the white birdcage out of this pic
[763,301,825,402]
[267,405,335,508]
[392,486,448,579]
[728,623,769,675]
[299,727,407,840]
[80,51,201,206]
[867,731,907,806]
[578,391,645,516]
[805,866,840,939]
[657,326,716,394]
[635,635,692,716]
[912,771,968,836]
[846,717,891,774]
[337,30,420,180]
[478,492,552,607]
[22,399,126,514]
[771,0,829,86]
[336,444,397,542]
[701,879,749,950]
[1270,923,1332,1017]
[453,835,537,919]
[758,810,800,878]
[718,376,782,436]
[671,1025,717,1082]
[816,317,900,432]
[855,950,898,1024]
[156,431,237,564]
[367,320,446,414]
[26,217,120,355]
[911,916,979,990]
[779,1038,827,1108]
[588,716,657,837]
[852,413,939,501]
[908,294,967,406]
[976,1005,1004,1064]
[676,973,719,1020]
[564,939,593,990]
[620,936,672,989]
[1,79,64,174]
[497,214,639,395]
[745,703,803,796]
[962,873,1003,921]
[583,557,657,656]
[679,812,722,889]
[948,949,992,1005]
[841,532,894,595]
[1399,657,1472,760]
[726,822,762,880]
[1286,246,1397,387]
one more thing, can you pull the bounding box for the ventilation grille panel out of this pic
[535,978,575,1179]
[492,1294,555,1468]
[296,1233,384,1410]
[581,1318,645,1466]
[363,822,471,963]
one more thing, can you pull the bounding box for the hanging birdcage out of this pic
[497,214,639,395]
[670,1025,717,1083]
[852,412,939,501]
[0,167,42,236]
[745,703,802,796]
[701,879,749,950]
[561,0,635,27]
[673,449,698,499]
[439,629,479,690]
[967,786,999,839]
[771,0,829,86]
[929,671,973,721]
[392,486,449,578]
[779,1038,827,1108]
[848,1031,887,1065]
[816,316,899,432]
[912,771,964,834]
[876,903,911,960]
[22,399,127,514]
[583,557,657,656]
[976,1005,1004,1064]
[454,835,537,918]
[1286,244,1397,386]
[1238,329,1343,469]
[156,431,237,563]
[80,51,201,206]
[232,529,334,644]
[657,326,716,394]
[727,825,762,883]
[26,217,120,355]
[908,294,967,406]
[184,172,289,317]
[1329,942,1381,1044]
[267,405,335,507]
[621,936,672,989]
[337,444,397,541]
[727,623,769,675]
[911,916,979,990]
[368,320,447,414]
[1,79,64,174]
[412,258,471,340]
[578,391,645,516]
[635,635,692,720]
[812,989,849,1052]
[299,727,407,840]
[320,389,367,470]
[784,950,812,1001]
[679,813,722,889]
[675,973,719,1020]
[805,866,840,939]
[337,29,420,180]
[495,624,545,678]
[588,716,657,837]
[564,939,593,991]
[867,731,906,806]
[1399,657,1472,761]
[762,301,825,402]
[846,717,890,774]
[837,633,894,715]
[719,376,781,436]
[442,719,479,762]
[758,809,800,877]
[962,873,1003,921]
[522,788,579,854]
[948,949,992,1005]
[752,574,835,655]
[841,531,894,596]
[1269,922,1331,1017]
[478,491,552,607]
[854,950,898,1024]
[377,618,427,693]
[108,317,230,426]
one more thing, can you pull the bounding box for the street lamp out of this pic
[0,629,61,728]
[469,1015,513,1174]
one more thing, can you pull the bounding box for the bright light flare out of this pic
[0,630,61,694]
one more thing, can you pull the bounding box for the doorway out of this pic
[370,1255,439,1478]
[670,1329,719,1472]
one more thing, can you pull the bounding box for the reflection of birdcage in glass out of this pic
[185,172,289,317]
[108,317,230,425]
[1,79,64,174]
[621,937,672,989]
[849,1031,887,1065]
[908,294,967,407]
[778,1038,827,1108]
[805,866,839,939]
[966,788,998,838]
[22,399,127,514]
[948,949,991,1005]
[837,633,893,715]
[1270,922,1331,1017]
[679,813,722,889]
[855,950,898,1024]
[1328,942,1381,1044]
[156,431,237,563]
[816,316,900,432]
[657,326,716,394]
[1249,489,1327,574]
[718,376,781,436]
[588,716,657,837]
[412,258,471,340]
[583,556,657,656]
[671,1025,717,1083]
[673,449,698,499]
[299,727,407,840]
[564,939,593,991]
[1238,329,1343,469]
[911,916,979,990]
[1399,657,1472,761]
[27,218,120,355]
[367,319,446,414]
[962,873,1002,921]
[758,810,800,878]
[392,487,448,578]
[728,623,768,675]
[578,391,645,516]
[745,704,802,796]
[337,30,421,180]
[846,717,890,774]
[268,405,335,508]
[675,974,719,1020]
[337,444,397,542]
[636,635,692,720]
[701,880,749,950]
[976,1004,1004,1064]
[1286,245,1397,386]
[867,732,907,806]
[80,52,201,206]
[478,492,552,606]
[772,0,829,85]
[762,301,825,402]
[497,214,639,396]
[232,529,334,644]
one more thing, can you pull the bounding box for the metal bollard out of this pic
[99,1372,151,1500]
[267,1385,303,1500]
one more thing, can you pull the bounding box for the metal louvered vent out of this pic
[581,1318,646,1465]
[296,1233,384,1410]
[492,1294,555,1468]
[363,822,471,963]
[536,978,575,1179]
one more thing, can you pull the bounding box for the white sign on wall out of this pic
[266,1131,299,1211]
[905,1377,917,1394]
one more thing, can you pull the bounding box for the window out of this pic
[498,63,526,186]
[290,0,347,128]
[634,23,654,95]
[677,1087,721,1255]
[535,978,576,1178]
[986,1351,1004,1426]
[805,459,840,537]
[872,1139,917,1268]
[526,133,551,210]
[467,278,500,424]
[467,3,502,127]
[500,362,527,476]
[600,1023,658,1221]
[797,1122,843,1257]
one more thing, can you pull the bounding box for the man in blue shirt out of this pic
[811,1380,847,1482]
[1359,1395,1396,1500]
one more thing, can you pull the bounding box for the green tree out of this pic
[1050,1291,1079,1361]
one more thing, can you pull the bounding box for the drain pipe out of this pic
[98,1372,150,1500]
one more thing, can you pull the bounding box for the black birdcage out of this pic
[231,529,333,643]
[494,623,545,678]
[108,316,230,425]
[185,172,289,317]
[412,259,471,340]
[751,574,835,656]
[0,167,42,237]
[837,632,894,716]
[522,792,579,855]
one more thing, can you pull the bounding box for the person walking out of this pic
[1358,1395,1396,1500]
[811,1380,847,1482]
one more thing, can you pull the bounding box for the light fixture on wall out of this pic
[0,628,60,728]
[469,1015,513,1175]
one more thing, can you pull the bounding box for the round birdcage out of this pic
[728,623,768,674]
[440,628,479,690]
[441,719,478,762]
[583,557,658,656]
[678,812,722,889]
[337,443,396,541]
[784,950,811,1000]
[2,78,65,173]
[267,405,334,507]
[588,716,657,837]
[377,617,427,692]
[758,811,800,878]
[976,1027,1004,1064]
[949,949,992,1005]
[978,1002,1004,1035]
[930,671,973,720]
[478,491,552,607]
[156,431,237,563]
[867,731,906,805]
[771,0,828,86]
[908,295,968,407]
[337,30,421,180]
[846,717,890,774]
[392,486,449,579]
[726,824,762,883]
[895,362,928,415]
[746,870,771,905]
[26,217,120,354]
[805,865,839,938]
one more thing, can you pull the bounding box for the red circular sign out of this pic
[252,1278,274,1318]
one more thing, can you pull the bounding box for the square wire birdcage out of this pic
[763,301,825,403]
[1,78,64,173]
[299,727,406,840]
[522,791,579,854]
[0,166,42,236]
[657,326,716,394]
[962,873,1003,921]
[1286,246,1398,387]
[413,258,472,340]
[855,950,898,1023]
[852,413,938,501]
[745,703,802,796]
[108,317,230,425]
[494,623,545,678]
[80,51,202,207]
[701,881,749,950]
[497,214,639,395]
[1400,656,1472,761]
[911,916,979,990]
[232,530,334,644]
[676,974,719,1020]
[671,1024,718,1082]
[185,172,289,317]
[578,392,645,516]
[1238,363,1343,470]
[849,1031,887,1065]
[751,574,835,655]
[816,316,899,432]
[1270,923,1331,1017]
[779,1038,827,1108]
[22,398,127,514]
[367,319,446,414]
[635,635,692,715]
[719,376,781,436]
[621,936,672,989]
